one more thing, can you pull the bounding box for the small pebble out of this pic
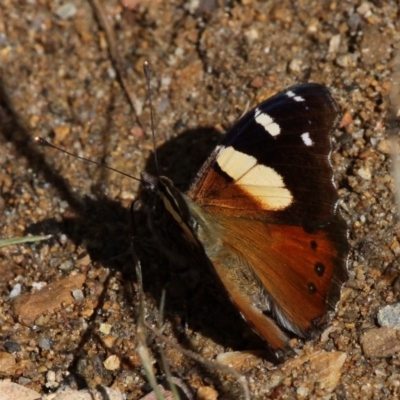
[297,385,309,397]
[357,2,372,18]
[197,386,218,400]
[55,3,77,20]
[161,76,171,87]
[348,13,361,32]
[103,355,120,371]
[4,342,21,353]
[59,234,68,245]
[9,283,21,299]
[107,67,116,80]
[130,126,144,139]
[378,303,400,328]
[45,370,57,388]
[357,167,372,180]
[328,34,341,54]
[361,327,400,358]
[58,260,74,271]
[289,58,302,72]
[32,282,47,291]
[215,350,262,373]
[38,337,51,351]
[249,76,264,89]
[336,54,355,68]
[72,289,84,302]
[99,323,112,334]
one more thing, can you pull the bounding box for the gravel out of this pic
[0,0,400,398]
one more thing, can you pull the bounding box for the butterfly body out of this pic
[140,83,349,353]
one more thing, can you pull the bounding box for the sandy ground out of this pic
[1,0,400,399]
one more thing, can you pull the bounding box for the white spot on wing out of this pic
[254,107,281,137]
[301,132,313,146]
[286,90,305,102]
[216,146,293,210]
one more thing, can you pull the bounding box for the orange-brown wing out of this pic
[210,215,348,339]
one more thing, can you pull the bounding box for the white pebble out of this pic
[55,3,77,20]
[72,289,84,302]
[9,283,21,298]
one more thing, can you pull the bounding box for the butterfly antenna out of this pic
[35,137,141,183]
[143,61,160,177]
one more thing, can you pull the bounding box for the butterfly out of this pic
[139,83,349,355]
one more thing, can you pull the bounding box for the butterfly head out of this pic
[139,172,204,255]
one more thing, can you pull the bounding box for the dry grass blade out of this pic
[135,258,167,400]
[0,234,52,248]
[156,290,183,400]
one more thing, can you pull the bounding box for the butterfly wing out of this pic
[186,84,348,348]
[212,216,348,337]
[189,84,341,225]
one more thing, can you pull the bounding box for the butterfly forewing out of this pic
[188,84,341,226]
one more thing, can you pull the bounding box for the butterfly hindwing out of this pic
[213,217,348,336]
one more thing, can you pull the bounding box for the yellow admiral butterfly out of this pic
[139,83,349,354]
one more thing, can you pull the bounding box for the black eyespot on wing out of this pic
[308,283,317,294]
[315,262,325,276]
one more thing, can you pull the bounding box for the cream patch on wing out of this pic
[216,146,293,210]
[254,107,281,137]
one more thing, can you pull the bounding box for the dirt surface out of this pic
[0,0,400,399]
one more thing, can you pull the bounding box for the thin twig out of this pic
[390,48,400,214]
[90,0,144,128]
